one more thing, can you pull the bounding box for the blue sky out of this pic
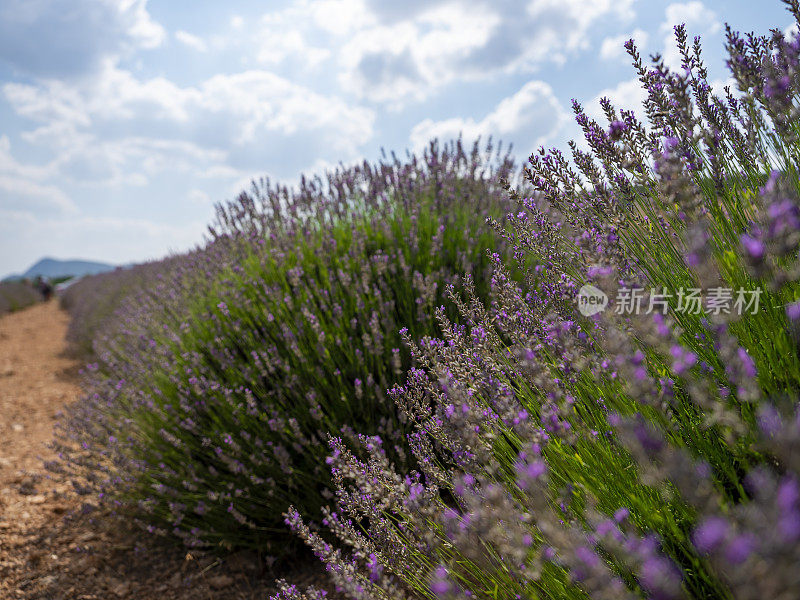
[0,0,794,277]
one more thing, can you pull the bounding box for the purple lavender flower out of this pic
[786,301,800,321]
[724,533,756,564]
[430,566,452,597]
[740,233,765,262]
[693,517,729,553]
[608,120,628,140]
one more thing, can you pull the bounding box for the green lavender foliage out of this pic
[55,139,522,553]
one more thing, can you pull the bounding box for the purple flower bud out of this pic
[574,546,601,569]
[737,347,757,378]
[740,234,765,260]
[776,477,799,513]
[366,553,383,582]
[525,460,546,480]
[693,517,729,553]
[407,482,424,503]
[757,404,783,437]
[664,136,680,151]
[779,510,800,543]
[640,555,683,599]
[608,120,628,140]
[596,519,616,538]
[786,301,800,321]
[430,566,451,597]
[725,533,756,564]
[695,461,712,479]
[634,420,664,455]
[670,345,697,376]
[614,508,630,523]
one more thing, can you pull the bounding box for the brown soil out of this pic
[0,301,327,599]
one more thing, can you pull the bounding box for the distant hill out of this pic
[3,258,117,282]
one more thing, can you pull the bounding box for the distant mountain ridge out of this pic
[3,258,117,281]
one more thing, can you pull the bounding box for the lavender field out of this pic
[41,2,800,599]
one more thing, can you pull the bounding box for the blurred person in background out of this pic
[34,276,53,301]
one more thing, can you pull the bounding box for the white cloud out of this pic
[337,4,504,105]
[586,77,648,124]
[122,0,166,49]
[304,0,636,105]
[309,0,374,35]
[0,0,164,78]
[255,6,332,68]
[198,165,242,179]
[196,71,374,149]
[600,29,648,63]
[0,135,77,214]
[162,0,640,110]
[187,189,212,205]
[256,32,330,68]
[175,30,208,53]
[410,80,567,156]
[57,137,230,188]
[663,1,719,32]
[527,0,636,52]
[0,175,78,214]
[0,135,56,181]
[4,81,92,127]
[3,62,375,185]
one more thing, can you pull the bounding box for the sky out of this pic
[0,0,795,278]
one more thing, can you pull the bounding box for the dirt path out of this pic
[0,300,78,533]
[0,300,77,475]
[0,302,326,599]
[0,300,83,598]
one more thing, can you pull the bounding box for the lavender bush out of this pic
[59,263,170,358]
[53,139,521,554]
[0,280,42,315]
[277,3,800,599]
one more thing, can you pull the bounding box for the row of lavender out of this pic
[59,261,179,358]
[53,139,520,553]
[273,5,800,600]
